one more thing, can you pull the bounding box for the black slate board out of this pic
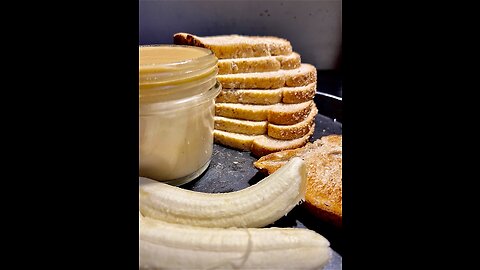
[180,93,343,267]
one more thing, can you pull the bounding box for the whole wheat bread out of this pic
[215,100,313,125]
[217,52,301,74]
[173,32,319,156]
[173,33,292,59]
[267,105,317,140]
[217,63,316,89]
[214,116,267,135]
[215,82,316,105]
[213,124,315,157]
[216,88,283,105]
[254,135,342,226]
[214,105,317,140]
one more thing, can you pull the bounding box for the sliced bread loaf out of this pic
[215,100,313,125]
[173,33,292,59]
[217,52,301,74]
[216,82,316,105]
[214,104,317,140]
[217,63,316,89]
[213,124,315,157]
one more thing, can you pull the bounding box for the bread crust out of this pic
[213,104,317,140]
[217,52,301,75]
[216,82,316,105]
[217,64,316,89]
[268,105,317,140]
[214,116,268,135]
[215,101,312,125]
[213,124,315,157]
[173,33,293,59]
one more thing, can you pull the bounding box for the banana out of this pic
[139,157,307,228]
[140,216,331,270]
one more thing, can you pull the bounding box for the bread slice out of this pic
[251,125,314,157]
[217,52,301,75]
[216,82,316,105]
[173,33,292,59]
[217,63,316,89]
[268,104,317,140]
[281,82,317,104]
[215,100,313,125]
[268,101,313,125]
[213,130,257,151]
[214,104,317,140]
[214,116,268,135]
[213,124,315,157]
[215,103,271,122]
[254,135,342,226]
[216,88,283,105]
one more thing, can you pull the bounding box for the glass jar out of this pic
[139,45,221,186]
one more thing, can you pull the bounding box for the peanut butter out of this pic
[139,45,220,185]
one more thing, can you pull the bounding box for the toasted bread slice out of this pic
[173,33,292,59]
[254,135,342,226]
[217,52,301,75]
[217,64,316,89]
[214,104,317,140]
[215,100,313,125]
[213,124,315,157]
[215,82,316,105]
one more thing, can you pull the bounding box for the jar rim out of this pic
[139,44,218,105]
[139,44,214,71]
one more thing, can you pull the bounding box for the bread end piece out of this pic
[173,32,293,59]
[173,32,206,48]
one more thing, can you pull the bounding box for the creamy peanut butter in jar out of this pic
[139,45,221,185]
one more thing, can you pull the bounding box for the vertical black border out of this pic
[342,0,470,267]
[36,1,141,268]
[89,2,140,267]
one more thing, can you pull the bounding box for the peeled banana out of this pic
[140,216,331,270]
[139,157,307,228]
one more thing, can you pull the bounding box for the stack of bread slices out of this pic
[174,33,317,157]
